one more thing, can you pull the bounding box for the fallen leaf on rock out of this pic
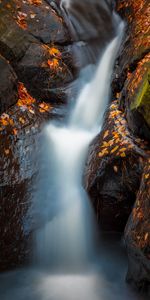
[4,149,10,155]
[144,233,149,241]
[47,58,59,70]
[28,0,42,5]
[120,148,126,152]
[120,152,126,157]
[113,166,118,173]
[13,128,18,135]
[19,117,25,124]
[29,108,35,114]
[39,102,50,112]
[30,13,36,19]
[103,130,109,139]
[49,47,61,58]
[111,145,119,154]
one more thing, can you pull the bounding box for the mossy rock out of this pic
[130,71,150,129]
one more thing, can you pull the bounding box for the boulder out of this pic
[125,55,150,141]
[125,159,150,293]
[84,101,147,231]
[0,0,74,104]
[0,0,70,45]
[113,0,150,140]
[0,55,18,114]
[15,43,74,103]
[0,83,58,270]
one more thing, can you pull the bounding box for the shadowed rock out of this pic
[0,55,18,114]
[84,100,146,231]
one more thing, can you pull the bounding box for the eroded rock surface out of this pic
[0,83,55,270]
[0,0,74,106]
[0,55,18,114]
[85,0,150,292]
[84,101,147,231]
[125,159,150,292]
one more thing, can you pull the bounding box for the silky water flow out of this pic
[0,2,148,300]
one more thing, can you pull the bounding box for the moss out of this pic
[130,71,150,127]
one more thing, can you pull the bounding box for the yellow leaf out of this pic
[145,174,149,179]
[120,148,126,152]
[19,117,25,124]
[110,145,119,154]
[103,130,109,139]
[120,152,126,157]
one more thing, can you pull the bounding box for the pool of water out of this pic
[0,234,148,300]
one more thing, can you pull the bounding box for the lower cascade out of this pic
[34,20,124,270]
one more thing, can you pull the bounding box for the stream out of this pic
[0,1,149,300]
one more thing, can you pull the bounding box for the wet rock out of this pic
[125,159,150,294]
[0,14,33,63]
[84,101,146,231]
[15,43,74,103]
[0,0,74,104]
[0,83,57,270]
[110,0,150,292]
[0,55,18,114]
[113,0,150,139]
[0,0,70,45]
[125,54,150,141]
[0,180,32,271]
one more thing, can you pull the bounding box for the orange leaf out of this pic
[110,145,119,154]
[4,149,10,155]
[103,130,109,139]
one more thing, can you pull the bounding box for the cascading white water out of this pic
[34,16,124,270]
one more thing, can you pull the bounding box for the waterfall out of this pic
[33,12,124,271]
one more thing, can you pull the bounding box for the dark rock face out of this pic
[15,43,74,103]
[84,101,145,232]
[0,82,57,271]
[114,0,150,140]
[125,160,150,293]
[0,0,74,107]
[85,0,150,291]
[113,0,150,292]
[85,0,150,292]
[0,56,18,114]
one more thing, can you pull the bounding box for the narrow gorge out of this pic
[0,0,149,299]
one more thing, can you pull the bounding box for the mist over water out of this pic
[0,1,148,300]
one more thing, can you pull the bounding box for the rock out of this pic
[0,83,58,270]
[0,0,70,45]
[84,101,146,231]
[0,0,74,105]
[0,55,18,114]
[125,55,150,140]
[0,14,33,63]
[15,43,74,103]
[113,0,150,140]
[125,159,150,294]
[110,0,150,292]
[0,180,32,271]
